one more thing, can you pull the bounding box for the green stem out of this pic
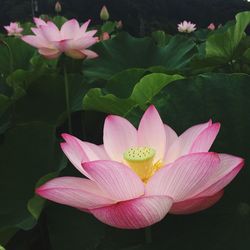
[1,39,14,74]
[63,65,72,133]
[145,227,152,244]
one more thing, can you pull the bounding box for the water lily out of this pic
[21,18,98,59]
[4,22,23,37]
[178,21,196,33]
[36,105,243,229]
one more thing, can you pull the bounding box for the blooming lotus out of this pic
[4,22,23,37]
[21,18,98,59]
[178,21,196,33]
[36,105,244,229]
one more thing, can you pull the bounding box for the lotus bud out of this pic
[100,32,110,41]
[100,5,109,21]
[207,23,216,31]
[55,1,62,13]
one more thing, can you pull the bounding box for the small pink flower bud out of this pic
[207,23,216,31]
[100,5,109,21]
[100,32,110,41]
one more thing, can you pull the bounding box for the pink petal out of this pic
[81,30,98,38]
[74,138,110,162]
[103,115,137,161]
[138,105,166,161]
[65,49,87,59]
[60,134,90,176]
[21,35,48,48]
[194,154,244,197]
[38,48,61,59]
[190,123,220,153]
[170,190,224,214]
[60,37,97,51]
[36,177,115,209]
[165,120,211,164]
[79,19,91,34]
[82,160,144,201]
[40,22,61,41]
[91,195,173,229]
[33,17,47,27]
[61,19,80,40]
[146,152,220,201]
[163,124,178,160]
[81,49,98,59]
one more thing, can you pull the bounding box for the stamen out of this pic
[123,147,156,182]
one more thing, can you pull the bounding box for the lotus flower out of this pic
[36,105,244,229]
[178,21,196,33]
[208,23,216,31]
[21,18,98,59]
[99,32,110,41]
[4,22,23,37]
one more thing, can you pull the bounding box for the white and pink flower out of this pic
[36,105,244,229]
[4,22,23,37]
[178,21,196,33]
[21,18,98,59]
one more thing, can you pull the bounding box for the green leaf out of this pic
[0,122,64,230]
[83,32,196,80]
[205,11,250,62]
[0,37,35,76]
[46,205,106,250]
[83,73,183,116]
[0,228,17,246]
[106,68,146,98]
[101,21,116,33]
[151,31,171,47]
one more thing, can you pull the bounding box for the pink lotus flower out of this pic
[99,32,110,41]
[21,18,98,59]
[208,23,216,30]
[4,22,23,37]
[36,105,244,229]
[178,21,196,33]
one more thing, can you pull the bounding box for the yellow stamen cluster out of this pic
[123,147,162,182]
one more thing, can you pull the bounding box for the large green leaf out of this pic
[0,37,35,76]
[46,205,106,250]
[83,32,196,80]
[83,73,183,116]
[0,122,64,230]
[206,11,250,62]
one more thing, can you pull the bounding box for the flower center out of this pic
[123,147,161,182]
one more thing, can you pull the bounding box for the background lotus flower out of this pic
[21,18,98,59]
[4,22,23,37]
[36,105,243,229]
[178,20,196,33]
[99,32,110,41]
[208,22,216,30]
